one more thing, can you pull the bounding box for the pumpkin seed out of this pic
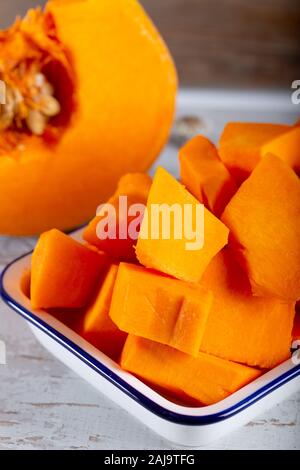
[0,71,60,136]
[26,109,47,136]
[40,95,61,117]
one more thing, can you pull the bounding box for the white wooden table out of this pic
[0,90,299,450]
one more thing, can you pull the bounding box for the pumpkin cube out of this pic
[222,154,300,301]
[121,335,261,406]
[262,126,300,175]
[31,229,109,309]
[200,250,295,368]
[179,135,237,216]
[136,167,229,282]
[110,263,212,357]
[84,173,151,261]
[219,122,290,183]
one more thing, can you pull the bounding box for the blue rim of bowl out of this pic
[1,250,300,426]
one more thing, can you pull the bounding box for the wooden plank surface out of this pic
[1,0,299,88]
[140,0,300,88]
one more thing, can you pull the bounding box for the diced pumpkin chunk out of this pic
[262,126,300,174]
[109,263,212,356]
[84,173,152,261]
[82,264,127,359]
[136,167,229,282]
[222,154,300,301]
[219,122,290,183]
[179,135,237,216]
[113,173,152,199]
[31,229,109,309]
[200,250,295,368]
[121,335,261,406]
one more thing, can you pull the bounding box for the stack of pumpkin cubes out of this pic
[30,121,300,406]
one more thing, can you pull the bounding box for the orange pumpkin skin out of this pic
[0,0,177,235]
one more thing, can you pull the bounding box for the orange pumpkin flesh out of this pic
[83,173,152,261]
[82,264,127,360]
[31,228,109,309]
[121,335,261,406]
[262,126,300,175]
[28,116,299,406]
[218,122,290,184]
[0,0,177,235]
[136,167,229,283]
[222,154,300,301]
[200,250,295,368]
[109,263,212,357]
[179,135,237,217]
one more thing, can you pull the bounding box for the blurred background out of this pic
[1,0,300,90]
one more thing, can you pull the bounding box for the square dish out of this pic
[1,227,300,447]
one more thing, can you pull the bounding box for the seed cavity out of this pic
[0,70,60,136]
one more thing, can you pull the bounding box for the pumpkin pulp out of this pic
[0,9,75,155]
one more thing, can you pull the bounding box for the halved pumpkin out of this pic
[0,0,177,235]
